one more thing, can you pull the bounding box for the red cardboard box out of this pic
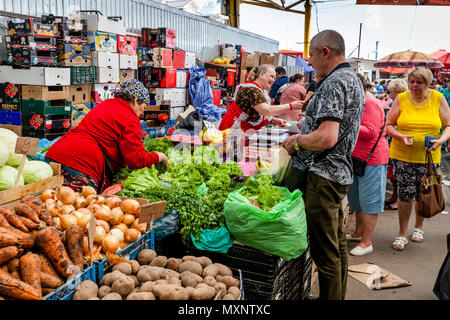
[172,50,186,70]
[117,35,137,55]
[150,68,177,88]
[212,89,221,106]
[152,48,173,68]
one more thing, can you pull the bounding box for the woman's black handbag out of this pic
[351,118,386,177]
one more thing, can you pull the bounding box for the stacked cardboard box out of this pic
[238,51,283,84]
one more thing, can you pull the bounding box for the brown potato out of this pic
[214,282,227,300]
[137,249,157,265]
[166,258,181,271]
[181,255,197,262]
[136,266,164,283]
[213,263,233,276]
[100,270,127,287]
[73,280,98,300]
[98,286,112,299]
[102,292,122,300]
[222,293,235,300]
[140,281,153,293]
[202,264,219,278]
[191,283,216,300]
[216,275,239,289]
[153,284,189,300]
[228,286,241,299]
[180,271,203,288]
[112,262,132,275]
[203,276,217,287]
[178,260,202,276]
[111,276,135,297]
[126,292,156,300]
[195,256,212,268]
[130,260,140,275]
[150,255,168,268]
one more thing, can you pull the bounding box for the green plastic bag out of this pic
[190,226,234,254]
[224,187,307,261]
[195,182,208,195]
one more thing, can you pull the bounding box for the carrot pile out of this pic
[0,195,82,300]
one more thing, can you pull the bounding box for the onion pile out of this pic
[40,188,145,259]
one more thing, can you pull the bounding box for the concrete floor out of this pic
[311,154,450,300]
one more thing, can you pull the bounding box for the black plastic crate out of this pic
[70,66,97,84]
[22,126,69,139]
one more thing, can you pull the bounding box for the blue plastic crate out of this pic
[0,110,21,125]
[44,264,96,300]
[95,229,155,282]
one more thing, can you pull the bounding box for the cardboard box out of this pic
[272,53,282,67]
[119,69,135,83]
[87,31,117,52]
[172,50,186,70]
[184,51,196,69]
[155,88,187,107]
[0,83,21,112]
[223,47,237,60]
[57,43,91,66]
[175,105,196,124]
[5,34,57,51]
[0,66,70,86]
[71,102,94,125]
[141,28,176,48]
[0,124,21,136]
[21,99,71,116]
[119,54,138,70]
[69,84,92,104]
[92,83,117,103]
[137,47,147,67]
[152,48,173,68]
[117,35,138,55]
[7,18,58,37]
[239,69,249,84]
[6,48,58,68]
[259,53,271,65]
[21,85,69,101]
[170,106,185,120]
[22,113,71,131]
[0,110,21,125]
[176,70,187,88]
[96,67,120,83]
[91,51,119,68]
[80,13,126,35]
[149,68,177,88]
[143,103,170,123]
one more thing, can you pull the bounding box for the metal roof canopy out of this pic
[237,0,313,57]
[356,0,450,5]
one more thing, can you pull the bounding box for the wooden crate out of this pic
[0,162,64,205]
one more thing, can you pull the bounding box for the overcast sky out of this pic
[239,2,450,60]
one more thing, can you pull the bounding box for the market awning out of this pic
[379,67,412,74]
[374,50,444,69]
[295,57,314,73]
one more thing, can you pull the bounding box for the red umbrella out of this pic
[374,50,444,69]
[380,67,413,74]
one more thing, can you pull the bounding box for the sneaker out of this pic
[350,245,373,256]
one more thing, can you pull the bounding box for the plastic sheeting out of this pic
[188,66,226,122]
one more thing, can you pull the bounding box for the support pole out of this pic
[357,23,362,59]
[304,0,312,58]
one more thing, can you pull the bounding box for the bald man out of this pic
[282,30,365,300]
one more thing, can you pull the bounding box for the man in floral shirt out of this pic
[283,30,365,300]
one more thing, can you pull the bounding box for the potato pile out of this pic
[73,249,241,300]
[40,186,148,262]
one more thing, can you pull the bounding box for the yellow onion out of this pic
[93,195,105,206]
[102,235,119,253]
[56,200,64,208]
[47,204,59,217]
[94,206,111,222]
[105,196,122,209]
[53,217,62,231]
[121,199,140,215]
[109,207,124,225]
[72,210,84,220]
[55,186,76,205]
[59,204,76,215]
[82,185,97,198]
[85,194,97,206]
[40,189,55,202]
[74,197,88,209]
[77,208,92,215]
[44,198,56,209]
[88,203,101,212]
[96,220,110,233]
[110,229,124,243]
[122,214,135,226]
[119,241,129,249]
[133,218,147,233]
[112,223,128,234]
[59,214,78,230]
[124,228,141,243]
[94,226,106,244]
[77,213,92,229]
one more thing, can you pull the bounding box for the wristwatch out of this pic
[293,135,300,151]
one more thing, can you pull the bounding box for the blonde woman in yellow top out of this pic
[386,67,450,251]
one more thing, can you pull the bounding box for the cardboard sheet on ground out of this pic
[348,263,412,290]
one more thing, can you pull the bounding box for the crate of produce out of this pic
[57,43,91,66]
[22,99,71,116]
[6,48,58,68]
[5,34,57,51]
[7,18,58,37]
[95,229,155,282]
[44,264,97,300]
[22,126,70,140]
[21,85,69,101]
[0,109,21,125]
[55,16,88,44]
[22,113,71,131]
[70,66,97,84]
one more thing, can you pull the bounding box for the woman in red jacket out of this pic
[46,80,169,193]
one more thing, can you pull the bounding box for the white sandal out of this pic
[411,228,424,243]
[392,237,408,251]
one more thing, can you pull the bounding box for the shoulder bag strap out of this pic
[366,117,386,162]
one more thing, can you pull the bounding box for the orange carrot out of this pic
[14,203,40,223]
[0,226,34,249]
[0,269,42,300]
[37,254,63,282]
[21,196,54,227]
[40,272,64,289]
[0,265,7,272]
[7,258,21,280]
[0,213,12,229]
[35,227,76,279]
[19,254,42,297]
[64,225,85,272]
[18,216,42,231]
[0,246,19,265]
[0,208,28,232]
